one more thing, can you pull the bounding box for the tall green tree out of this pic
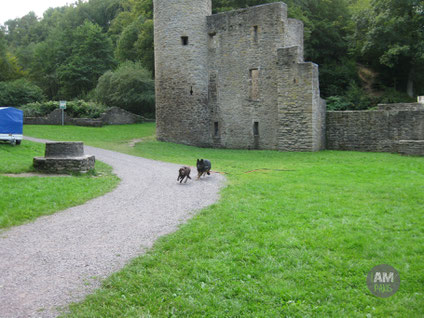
[30,28,65,98]
[115,16,145,62]
[355,0,424,96]
[110,0,154,72]
[57,21,116,98]
[96,61,154,115]
[3,12,45,48]
[0,31,26,81]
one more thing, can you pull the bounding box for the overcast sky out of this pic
[0,0,75,25]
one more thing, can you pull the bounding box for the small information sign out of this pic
[59,101,67,109]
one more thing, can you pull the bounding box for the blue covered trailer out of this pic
[0,107,23,145]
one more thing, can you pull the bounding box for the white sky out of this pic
[0,0,75,25]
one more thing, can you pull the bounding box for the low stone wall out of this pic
[24,107,152,127]
[397,140,424,156]
[377,103,424,111]
[327,107,424,156]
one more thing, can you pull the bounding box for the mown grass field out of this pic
[24,124,424,317]
[0,140,119,229]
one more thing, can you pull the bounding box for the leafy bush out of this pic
[0,79,45,106]
[20,100,108,118]
[326,96,351,111]
[326,82,373,111]
[376,88,416,104]
[95,61,155,116]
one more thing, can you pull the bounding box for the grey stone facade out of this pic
[154,1,325,151]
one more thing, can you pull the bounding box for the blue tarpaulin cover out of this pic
[0,107,23,134]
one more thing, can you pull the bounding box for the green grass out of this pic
[24,123,156,150]
[0,141,120,229]
[24,124,424,317]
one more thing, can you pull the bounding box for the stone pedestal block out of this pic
[33,142,95,173]
[45,142,84,158]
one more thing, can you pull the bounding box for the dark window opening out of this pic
[253,25,258,43]
[214,122,219,136]
[181,36,189,45]
[190,86,193,95]
[254,122,259,136]
[209,32,217,49]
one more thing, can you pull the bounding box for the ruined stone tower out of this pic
[154,1,326,151]
[154,0,213,147]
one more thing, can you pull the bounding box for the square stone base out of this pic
[33,155,95,173]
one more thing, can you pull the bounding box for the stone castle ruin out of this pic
[154,1,325,151]
[154,1,424,156]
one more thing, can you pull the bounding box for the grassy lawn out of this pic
[24,123,156,151]
[24,124,424,317]
[0,141,120,229]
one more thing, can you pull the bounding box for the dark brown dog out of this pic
[177,166,191,183]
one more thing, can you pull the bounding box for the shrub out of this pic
[376,88,416,104]
[0,79,45,106]
[95,61,155,116]
[326,82,373,111]
[326,96,351,111]
[20,100,108,118]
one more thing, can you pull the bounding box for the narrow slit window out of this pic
[254,122,259,136]
[190,86,193,95]
[249,69,259,100]
[209,32,217,49]
[253,26,258,43]
[214,122,219,136]
[181,36,189,45]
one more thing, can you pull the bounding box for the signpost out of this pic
[59,101,67,126]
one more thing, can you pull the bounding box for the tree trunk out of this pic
[407,68,414,98]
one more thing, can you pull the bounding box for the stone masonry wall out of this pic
[154,1,324,151]
[206,3,321,150]
[24,107,144,127]
[276,46,324,151]
[326,110,424,155]
[154,0,212,147]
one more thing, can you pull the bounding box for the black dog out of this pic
[196,159,211,179]
[177,166,191,183]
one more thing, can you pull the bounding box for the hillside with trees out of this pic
[0,0,422,115]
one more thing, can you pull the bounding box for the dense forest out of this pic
[0,0,423,116]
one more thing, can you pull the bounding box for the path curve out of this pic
[0,137,225,318]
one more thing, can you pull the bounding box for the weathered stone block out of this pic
[33,142,95,173]
[45,142,84,158]
[33,156,95,173]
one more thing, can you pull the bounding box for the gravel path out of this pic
[0,137,225,318]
